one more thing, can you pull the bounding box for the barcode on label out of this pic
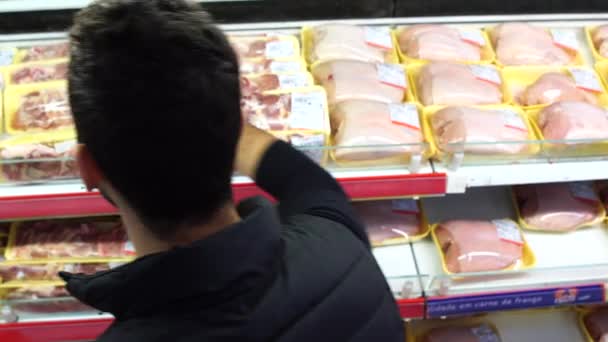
[392,199,419,214]
[569,68,603,93]
[500,110,527,132]
[551,29,579,51]
[389,103,420,131]
[265,40,296,59]
[278,73,310,88]
[493,219,523,245]
[54,140,77,154]
[459,29,486,47]
[289,91,326,130]
[270,61,301,73]
[469,65,501,85]
[377,63,407,89]
[569,182,598,202]
[364,26,393,50]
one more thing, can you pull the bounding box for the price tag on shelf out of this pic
[492,219,523,245]
[551,29,579,51]
[569,182,598,203]
[377,63,407,89]
[290,91,326,130]
[364,26,393,50]
[278,73,310,89]
[265,40,296,59]
[500,110,527,132]
[54,140,77,154]
[568,68,603,93]
[459,29,486,47]
[469,65,501,85]
[270,61,301,73]
[392,199,419,215]
[389,103,420,131]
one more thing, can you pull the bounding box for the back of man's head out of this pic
[69,0,242,238]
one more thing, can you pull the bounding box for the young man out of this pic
[62,0,405,341]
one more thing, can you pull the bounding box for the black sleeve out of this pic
[255,141,369,246]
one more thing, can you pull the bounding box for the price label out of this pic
[290,134,324,147]
[551,29,579,51]
[265,40,296,59]
[469,65,501,85]
[123,241,136,255]
[270,61,301,73]
[62,264,76,273]
[54,140,77,154]
[364,26,393,50]
[389,103,420,131]
[392,199,419,214]
[377,63,407,89]
[278,73,310,88]
[492,219,523,245]
[500,110,527,132]
[0,49,14,66]
[459,29,486,47]
[471,325,500,342]
[569,68,603,93]
[570,182,598,202]
[290,91,326,130]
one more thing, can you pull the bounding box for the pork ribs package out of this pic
[514,182,605,232]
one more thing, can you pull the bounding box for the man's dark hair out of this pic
[69,0,242,238]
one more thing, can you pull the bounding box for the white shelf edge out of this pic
[0,0,261,13]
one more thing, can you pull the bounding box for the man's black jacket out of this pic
[61,141,405,341]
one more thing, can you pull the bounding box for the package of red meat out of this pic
[6,59,68,86]
[5,81,73,133]
[431,219,535,274]
[240,72,313,96]
[229,34,300,60]
[0,130,78,183]
[412,322,502,342]
[5,218,135,262]
[15,42,69,63]
[353,199,429,246]
[580,307,608,342]
[598,181,608,210]
[513,183,606,232]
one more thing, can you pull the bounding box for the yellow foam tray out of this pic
[585,26,608,63]
[3,58,68,87]
[229,33,301,61]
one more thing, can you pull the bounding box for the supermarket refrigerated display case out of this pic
[1,4,608,342]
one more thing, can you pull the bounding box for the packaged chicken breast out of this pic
[14,42,69,63]
[353,199,430,246]
[395,25,495,64]
[241,72,313,96]
[488,23,583,67]
[239,58,307,75]
[580,307,608,342]
[0,262,115,284]
[0,130,78,184]
[426,105,539,159]
[4,59,68,86]
[410,62,504,106]
[597,62,608,93]
[586,26,608,62]
[408,318,502,342]
[330,101,430,165]
[503,67,608,109]
[513,183,606,233]
[302,24,399,65]
[431,219,535,274]
[229,34,300,60]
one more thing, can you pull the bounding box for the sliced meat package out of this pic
[8,60,68,85]
[0,263,113,282]
[331,101,423,162]
[430,106,531,155]
[397,25,482,62]
[17,42,69,63]
[536,101,608,141]
[305,24,396,64]
[353,200,423,246]
[5,83,73,132]
[240,72,312,96]
[520,72,598,106]
[416,63,502,106]
[423,324,501,342]
[491,23,574,66]
[434,219,525,274]
[514,182,604,232]
[312,60,406,105]
[229,34,299,60]
[584,308,608,342]
[592,25,608,58]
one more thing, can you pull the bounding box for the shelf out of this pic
[0,317,111,342]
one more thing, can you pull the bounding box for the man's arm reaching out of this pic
[235,124,369,246]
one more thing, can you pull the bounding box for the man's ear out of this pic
[76,144,104,192]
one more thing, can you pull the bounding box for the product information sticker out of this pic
[500,110,527,132]
[570,182,598,203]
[569,68,603,93]
[277,73,310,88]
[290,91,326,130]
[265,40,296,59]
[493,219,524,245]
[377,63,407,89]
[459,29,486,47]
[469,65,501,85]
[391,199,419,214]
[389,103,420,131]
[364,26,393,50]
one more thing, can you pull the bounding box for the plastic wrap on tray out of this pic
[6,59,68,86]
[330,100,423,163]
[414,62,503,106]
[432,219,531,274]
[240,72,313,96]
[312,60,407,105]
[304,24,397,64]
[422,323,501,342]
[15,42,69,63]
[239,58,306,75]
[229,34,300,60]
[583,307,608,342]
[535,101,608,142]
[0,263,113,283]
[490,23,578,66]
[514,182,605,232]
[429,106,534,155]
[396,25,485,63]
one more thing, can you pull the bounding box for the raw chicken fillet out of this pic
[423,324,501,342]
[537,101,608,141]
[515,183,601,232]
[417,63,502,106]
[12,89,73,131]
[585,308,608,342]
[1,142,78,182]
[20,42,69,62]
[398,25,481,62]
[353,200,421,245]
[435,220,524,273]
[308,24,392,63]
[520,72,597,106]
[593,25,608,58]
[431,106,530,155]
[10,61,68,85]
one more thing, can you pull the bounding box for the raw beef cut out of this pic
[423,324,501,342]
[312,60,405,105]
[492,23,573,65]
[417,63,502,106]
[1,142,78,182]
[0,263,112,282]
[240,73,310,96]
[353,200,421,245]
[12,89,73,131]
[520,72,597,106]
[537,101,608,141]
[10,61,68,85]
[331,100,423,161]
[20,42,69,62]
[585,307,608,341]
[307,24,392,63]
[9,219,130,260]
[398,25,481,62]
[593,25,608,58]
[435,220,524,273]
[514,183,602,232]
[431,106,530,154]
